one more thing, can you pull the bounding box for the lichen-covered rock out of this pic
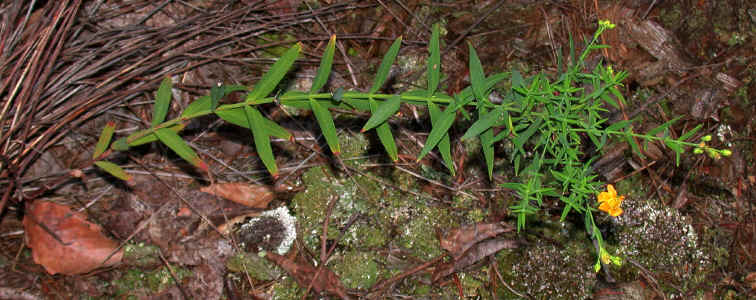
[611,197,718,298]
[497,239,597,299]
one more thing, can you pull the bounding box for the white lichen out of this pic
[260,206,297,255]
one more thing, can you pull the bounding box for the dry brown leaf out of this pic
[265,252,349,299]
[745,272,756,290]
[432,238,518,282]
[23,201,123,275]
[439,222,513,259]
[200,182,274,208]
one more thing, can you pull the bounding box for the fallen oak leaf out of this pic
[440,222,513,259]
[23,201,123,275]
[200,182,274,208]
[265,252,350,299]
[433,238,518,282]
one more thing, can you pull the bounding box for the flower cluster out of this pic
[693,135,732,159]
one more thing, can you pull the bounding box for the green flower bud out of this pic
[693,148,704,154]
[701,135,712,142]
[721,149,732,157]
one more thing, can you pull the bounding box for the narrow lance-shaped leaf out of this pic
[461,107,504,140]
[309,98,341,155]
[244,106,279,177]
[210,84,223,111]
[479,107,495,179]
[215,108,292,140]
[677,124,703,142]
[93,121,116,159]
[427,23,440,96]
[368,98,398,161]
[94,161,132,182]
[247,43,302,102]
[646,116,681,137]
[263,117,292,141]
[417,105,457,162]
[428,101,455,175]
[182,96,211,118]
[154,128,208,171]
[310,35,336,93]
[122,123,186,148]
[514,118,543,156]
[468,43,486,102]
[370,37,402,94]
[606,119,632,133]
[152,77,173,127]
[361,95,401,132]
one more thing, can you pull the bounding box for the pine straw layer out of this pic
[0,0,371,210]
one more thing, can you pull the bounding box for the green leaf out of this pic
[155,128,207,171]
[182,96,211,118]
[417,106,456,161]
[427,23,440,96]
[624,128,642,157]
[152,77,173,127]
[94,161,132,182]
[461,107,504,140]
[600,93,619,109]
[663,138,684,166]
[370,37,402,94]
[246,43,301,102]
[646,116,681,137]
[216,108,250,128]
[244,106,279,177]
[223,84,249,94]
[309,98,341,155]
[216,107,291,140]
[606,119,631,132]
[609,86,626,107]
[457,72,509,103]
[479,108,495,179]
[125,123,186,147]
[362,98,396,161]
[513,118,543,156]
[428,101,454,175]
[468,43,486,101]
[678,124,702,142]
[511,69,524,90]
[263,117,292,141]
[210,84,223,110]
[111,138,129,151]
[361,95,401,132]
[332,87,345,102]
[93,121,116,159]
[311,35,336,93]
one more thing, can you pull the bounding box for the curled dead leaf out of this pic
[440,222,513,259]
[200,182,274,208]
[23,201,123,275]
[433,238,518,282]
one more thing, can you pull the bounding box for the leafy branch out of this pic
[91,22,728,271]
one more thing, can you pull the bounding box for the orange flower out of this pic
[598,184,624,217]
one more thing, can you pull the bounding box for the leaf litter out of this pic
[23,201,122,275]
